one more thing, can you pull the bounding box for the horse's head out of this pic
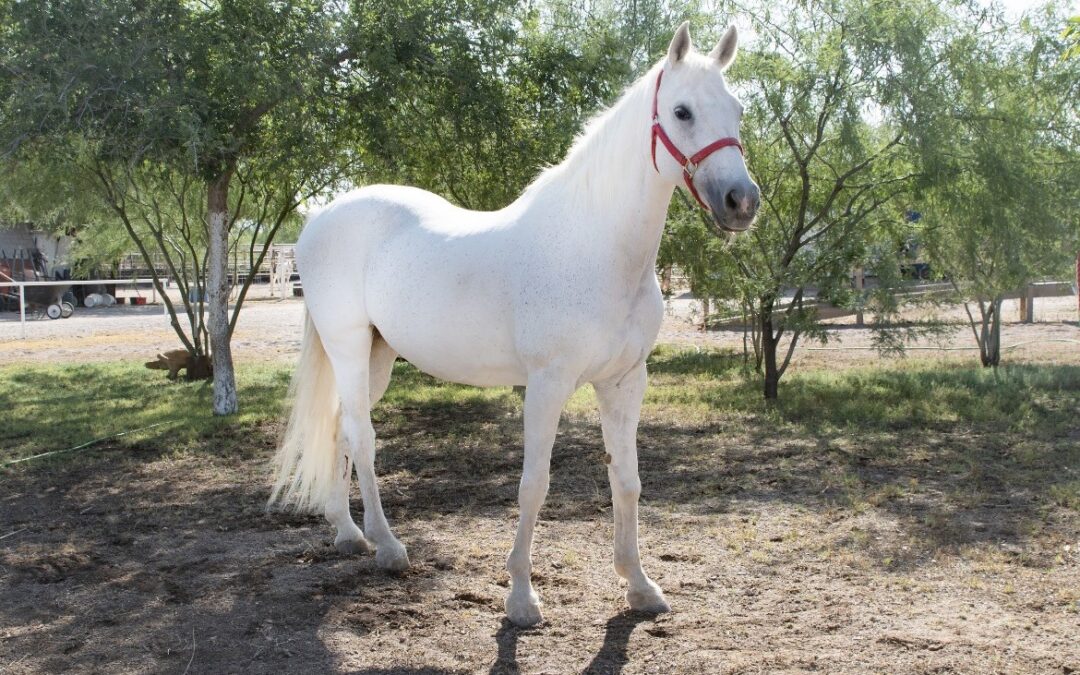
[652,22,759,234]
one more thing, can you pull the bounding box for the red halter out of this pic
[651,69,744,211]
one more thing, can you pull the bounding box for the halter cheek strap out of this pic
[650,69,744,211]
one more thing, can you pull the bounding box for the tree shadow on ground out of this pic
[1,355,1077,671]
[369,369,1077,569]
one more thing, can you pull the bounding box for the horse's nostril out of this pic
[725,189,739,212]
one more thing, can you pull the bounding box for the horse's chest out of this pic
[577,283,664,383]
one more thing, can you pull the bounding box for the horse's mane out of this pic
[513,64,659,211]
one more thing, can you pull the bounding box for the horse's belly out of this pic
[365,240,526,387]
[378,313,525,388]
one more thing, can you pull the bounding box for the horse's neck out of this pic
[519,67,674,285]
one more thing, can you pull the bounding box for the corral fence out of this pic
[114,243,299,290]
[2,243,302,339]
[705,280,1076,328]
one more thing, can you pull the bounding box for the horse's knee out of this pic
[609,468,641,501]
[517,474,550,511]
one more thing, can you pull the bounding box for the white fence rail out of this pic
[1,278,160,339]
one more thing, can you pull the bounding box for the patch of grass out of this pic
[2,346,1077,473]
[647,344,745,378]
[1049,481,1080,511]
[775,362,1080,433]
[641,346,1080,434]
[0,362,290,466]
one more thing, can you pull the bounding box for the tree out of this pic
[915,6,1080,366]
[358,0,662,210]
[2,0,369,411]
[672,0,938,399]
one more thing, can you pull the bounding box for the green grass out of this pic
[0,362,290,466]
[2,346,1078,471]
[642,345,1080,434]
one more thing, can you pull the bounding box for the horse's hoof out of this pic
[375,542,411,572]
[627,582,671,614]
[505,590,543,627]
[335,536,372,555]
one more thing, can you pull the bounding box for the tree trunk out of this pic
[207,168,239,415]
[750,298,763,373]
[761,310,779,400]
[978,296,1002,368]
[741,301,750,368]
[660,265,672,295]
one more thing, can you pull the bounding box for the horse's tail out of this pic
[268,311,340,513]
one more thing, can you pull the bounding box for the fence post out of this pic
[854,267,865,327]
[1020,284,1034,323]
[18,282,26,339]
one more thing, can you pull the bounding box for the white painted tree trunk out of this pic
[207,172,238,415]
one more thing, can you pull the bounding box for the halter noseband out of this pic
[650,69,744,211]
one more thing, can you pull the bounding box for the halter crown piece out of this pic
[650,69,744,211]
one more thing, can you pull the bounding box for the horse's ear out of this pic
[710,24,738,70]
[667,21,692,64]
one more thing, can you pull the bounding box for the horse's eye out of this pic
[674,105,692,121]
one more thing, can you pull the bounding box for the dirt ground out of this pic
[1,289,1079,674]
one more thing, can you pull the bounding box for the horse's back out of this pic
[298,185,452,263]
[296,185,527,384]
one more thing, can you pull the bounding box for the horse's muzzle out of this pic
[707,179,759,234]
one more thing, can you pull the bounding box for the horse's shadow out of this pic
[490,611,652,675]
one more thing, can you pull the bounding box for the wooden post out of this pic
[18,282,26,339]
[854,267,865,327]
[1020,284,1034,323]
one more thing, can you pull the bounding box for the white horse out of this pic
[270,22,759,627]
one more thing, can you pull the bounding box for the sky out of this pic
[997,0,1078,17]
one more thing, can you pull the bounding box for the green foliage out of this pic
[677,0,937,397]
[662,0,1079,391]
[912,6,1080,366]
[0,1,372,409]
[358,0,705,209]
[1062,15,1080,60]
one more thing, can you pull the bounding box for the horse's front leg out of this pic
[595,362,670,613]
[505,372,575,627]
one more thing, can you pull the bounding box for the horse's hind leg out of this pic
[323,326,409,570]
[326,452,370,554]
[595,362,669,613]
[325,334,397,554]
